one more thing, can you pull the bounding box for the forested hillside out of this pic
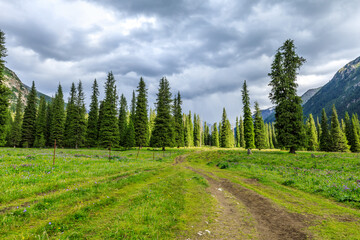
[303,56,360,120]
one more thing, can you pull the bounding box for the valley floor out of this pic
[1,147,360,239]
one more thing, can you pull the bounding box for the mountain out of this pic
[303,56,360,120]
[301,87,321,105]
[2,67,52,111]
[262,87,321,123]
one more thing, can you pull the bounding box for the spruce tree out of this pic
[150,77,174,150]
[211,123,220,147]
[344,112,353,151]
[268,39,306,153]
[239,117,245,148]
[330,105,349,152]
[64,83,77,147]
[75,81,86,148]
[186,112,193,147]
[173,92,184,148]
[9,92,23,147]
[193,114,201,147]
[98,72,119,147]
[264,123,270,149]
[319,109,330,151]
[45,100,53,146]
[118,94,128,146]
[21,81,37,147]
[183,113,191,147]
[220,108,233,148]
[351,114,360,152]
[235,117,240,147]
[242,81,255,149]
[0,29,10,146]
[253,101,267,150]
[316,117,322,146]
[306,114,318,151]
[130,90,136,123]
[148,108,156,143]
[86,79,99,147]
[97,101,104,143]
[134,77,149,148]
[124,118,135,149]
[51,84,65,147]
[34,96,47,148]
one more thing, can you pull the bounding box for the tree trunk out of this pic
[247,148,252,155]
[289,147,296,154]
[162,146,165,151]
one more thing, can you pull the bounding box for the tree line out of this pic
[0,29,359,153]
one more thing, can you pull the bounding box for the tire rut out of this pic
[187,166,311,240]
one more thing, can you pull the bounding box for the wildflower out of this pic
[23,209,26,212]
[49,222,51,225]
[344,185,350,191]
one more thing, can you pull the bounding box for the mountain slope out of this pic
[303,56,360,120]
[262,87,321,123]
[3,67,52,111]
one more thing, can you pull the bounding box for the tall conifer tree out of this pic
[193,114,201,147]
[235,117,240,147]
[45,100,53,146]
[253,101,266,150]
[21,81,37,147]
[98,72,119,147]
[242,81,255,149]
[351,114,360,152]
[130,90,136,123]
[268,39,305,153]
[150,77,174,150]
[220,108,233,148]
[34,96,47,148]
[118,94,128,146]
[64,83,78,147]
[211,123,219,147]
[134,77,149,148]
[124,118,135,149]
[173,92,184,148]
[239,117,245,148]
[148,108,156,143]
[75,81,86,148]
[86,79,99,147]
[306,114,318,151]
[330,105,349,152]
[319,109,330,151]
[51,84,65,147]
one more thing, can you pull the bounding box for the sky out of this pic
[1,0,360,124]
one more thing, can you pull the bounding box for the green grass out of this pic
[185,149,360,239]
[3,147,360,239]
[0,147,214,239]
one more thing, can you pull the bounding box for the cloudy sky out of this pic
[1,0,360,124]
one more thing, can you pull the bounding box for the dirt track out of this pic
[186,166,311,240]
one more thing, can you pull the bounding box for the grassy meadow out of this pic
[1,147,360,239]
[0,148,215,239]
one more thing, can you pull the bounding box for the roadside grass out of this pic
[0,147,215,239]
[185,149,360,239]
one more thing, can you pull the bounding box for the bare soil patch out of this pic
[187,167,311,240]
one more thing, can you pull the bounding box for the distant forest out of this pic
[1,29,359,153]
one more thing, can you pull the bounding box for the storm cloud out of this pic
[1,0,360,123]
